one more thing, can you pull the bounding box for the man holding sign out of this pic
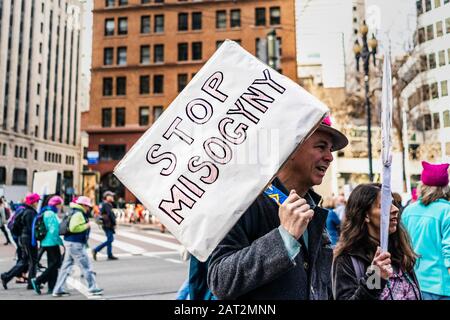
[207,116,348,300]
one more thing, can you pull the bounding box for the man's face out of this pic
[106,195,114,203]
[290,130,334,188]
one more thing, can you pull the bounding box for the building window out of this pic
[216,10,226,29]
[446,18,450,33]
[435,0,441,7]
[192,12,202,30]
[0,167,5,185]
[12,169,27,185]
[119,0,128,5]
[139,107,149,126]
[117,47,127,65]
[270,7,281,25]
[216,40,224,49]
[178,73,188,92]
[424,114,432,130]
[153,75,164,94]
[102,108,112,127]
[418,27,426,43]
[192,42,202,60]
[416,0,423,14]
[99,145,126,161]
[153,106,163,122]
[118,17,128,35]
[141,16,150,34]
[426,24,434,40]
[433,112,440,129]
[103,77,113,96]
[178,13,188,31]
[140,75,150,94]
[106,0,115,7]
[425,0,432,11]
[448,48,450,63]
[116,77,126,95]
[442,80,448,96]
[444,110,450,127]
[154,14,164,33]
[428,52,436,69]
[422,84,430,101]
[154,44,164,63]
[438,50,446,66]
[105,18,115,36]
[104,47,114,65]
[141,0,151,3]
[2,144,6,156]
[255,8,266,26]
[230,9,241,28]
[140,45,150,64]
[436,21,443,37]
[116,107,125,127]
[178,43,188,61]
[34,150,38,160]
[431,82,439,99]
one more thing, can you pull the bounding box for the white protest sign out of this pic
[32,170,58,195]
[114,40,329,261]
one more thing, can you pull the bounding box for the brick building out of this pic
[83,0,297,202]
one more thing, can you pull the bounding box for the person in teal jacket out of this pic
[31,195,64,295]
[402,161,450,300]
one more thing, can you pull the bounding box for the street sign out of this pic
[87,151,99,165]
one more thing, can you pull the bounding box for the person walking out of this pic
[30,195,64,295]
[1,193,40,290]
[402,161,450,300]
[332,183,421,300]
[52,196,103,297]
[92,191,118,261]
[323,196,341,247]
[0,198,12,245]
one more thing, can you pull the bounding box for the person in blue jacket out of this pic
[402,161,450,300]
[31,195,64,295]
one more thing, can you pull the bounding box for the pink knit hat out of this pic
[48,195,64,207]
[25,193,41,205]
[421,161,449,187]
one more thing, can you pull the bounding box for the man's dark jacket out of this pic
[207,178,333,300]
[101,201,116,231]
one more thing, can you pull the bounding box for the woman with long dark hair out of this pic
[332,183,421,300]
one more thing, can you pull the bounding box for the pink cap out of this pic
[48,195,64,207]
[421,161,449,187]
[75,196,93,207]
[25,193,41,205]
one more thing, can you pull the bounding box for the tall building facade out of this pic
[0,0,85,200]
[295,0,365,88]
[84,0,297,202]
[399,0,450,191]
[399,0,450,166]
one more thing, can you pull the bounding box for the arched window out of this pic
[12,168,27,185]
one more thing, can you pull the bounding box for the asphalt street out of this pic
[0,225,189,300]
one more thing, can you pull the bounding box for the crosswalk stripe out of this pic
[116,230,184,251]
[89,232,146,255]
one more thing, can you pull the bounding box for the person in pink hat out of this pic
[52,196,103,297]
[402,161,450,300]
[1,193,40,290]
[30,195,64,295]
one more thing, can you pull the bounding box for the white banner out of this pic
[114,40,329,261]
[380,51,393,253]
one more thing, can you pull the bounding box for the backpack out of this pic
[59,209,77,236]
[8,206,26,237]
[31,213,47,246]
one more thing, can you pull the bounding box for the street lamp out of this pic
[353,20,378,181]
